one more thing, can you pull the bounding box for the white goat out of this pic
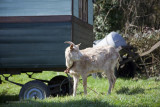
[64,41,121,96]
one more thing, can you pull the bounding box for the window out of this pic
[79,0,83,20]
[79,0,88,22]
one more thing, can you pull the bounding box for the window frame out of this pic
[79,0,88,23]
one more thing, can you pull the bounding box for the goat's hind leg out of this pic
[82,75,87,95]
[73,75,80,97]
[105,71,114,95]
[112,73,116,89]
[107,77,112,95]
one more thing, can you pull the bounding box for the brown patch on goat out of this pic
[70,44,74,50]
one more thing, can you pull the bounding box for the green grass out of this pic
[0,71,160,107]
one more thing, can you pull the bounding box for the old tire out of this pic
[48,75,73,96]
[19,80,50,100]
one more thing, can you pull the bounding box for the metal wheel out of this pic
[19,80,50,100]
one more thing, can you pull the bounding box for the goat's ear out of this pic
[64,41,75,46]
[70,44,74,50]
[76,43,81,48]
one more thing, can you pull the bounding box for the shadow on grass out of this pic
[0,89,115,107]
[0,95,117,107]
[0,94,19,104]
[116,86,145,95]
[33,99,116,107]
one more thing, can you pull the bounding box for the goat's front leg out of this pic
[73,75,80,97]
[82,75,87,95]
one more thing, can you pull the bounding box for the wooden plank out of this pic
[140,41,160,56]
[0,15,72,23]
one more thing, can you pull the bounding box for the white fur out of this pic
[65,41,120,96]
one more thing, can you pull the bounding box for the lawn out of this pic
[0,71,160,107]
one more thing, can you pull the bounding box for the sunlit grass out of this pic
[0,71,160,107]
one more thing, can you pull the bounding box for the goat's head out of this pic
[64,41,82,62]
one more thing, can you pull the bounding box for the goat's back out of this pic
[81,45,119,59]
[79,45,119,69]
